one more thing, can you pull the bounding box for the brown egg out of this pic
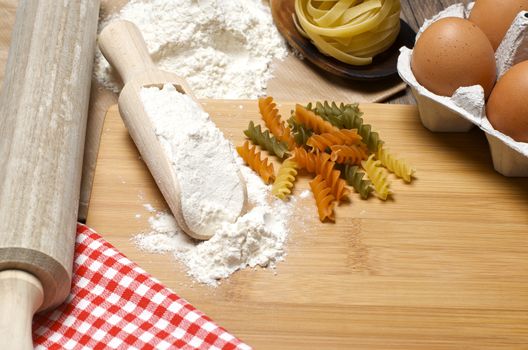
[411,17,496,98]
[469,0,528,50]
[486,61,528,142]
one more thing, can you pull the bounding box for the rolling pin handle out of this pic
[0,270,44,350]
[98,20,156,85]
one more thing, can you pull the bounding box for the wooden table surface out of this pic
[87,102,528,349]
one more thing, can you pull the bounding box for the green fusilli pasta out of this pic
[309,101,382,153]
[341,164,373,200]
[244,121,290,159]
[287,114,313,146]
[308,101,362,130]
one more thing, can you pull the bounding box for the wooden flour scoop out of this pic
[98,20,247,241]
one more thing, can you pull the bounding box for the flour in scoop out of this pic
[136,84,294,285]
[140,84,245,237]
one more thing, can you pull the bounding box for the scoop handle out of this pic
[0,271,44,350]
[99,20,156,85]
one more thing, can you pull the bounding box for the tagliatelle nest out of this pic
[294,0,401,66]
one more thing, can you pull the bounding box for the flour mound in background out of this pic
[135,163,295,286]
[95,0,288,99]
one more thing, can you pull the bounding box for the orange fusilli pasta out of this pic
[294,105,339,134]
[330,145,368,165]
[310,175,337,222]
[258,96,296,149]
[306,129,363,152]
[236,141,275,184]
[292,148,349,201]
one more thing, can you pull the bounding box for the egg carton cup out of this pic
[397,3,528,177]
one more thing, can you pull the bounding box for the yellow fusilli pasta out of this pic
[361,154,391,200]
[376,145,415,183]
[236,141,275,184]
[310,175,337,222]
[272,159,298,200]
[306,129,363,152]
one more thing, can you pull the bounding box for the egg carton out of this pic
[397,3,528,177]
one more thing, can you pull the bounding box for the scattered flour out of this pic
[299,190,311,199]
[135,156,294,286]
[135,213,195,254]
[142,203,156,212]
[136,84,294,285]
[95,0,288,99]
[141,84,245,238]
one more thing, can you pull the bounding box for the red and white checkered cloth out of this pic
[32,224,251,350]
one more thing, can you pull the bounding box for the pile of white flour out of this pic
[136,84,294,286]
[95,0,289,99]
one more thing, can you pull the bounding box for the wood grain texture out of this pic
[0,0,16,84]
[0,0,100,310]
[87,102,528,349]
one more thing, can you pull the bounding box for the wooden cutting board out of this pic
[86,102,528,349]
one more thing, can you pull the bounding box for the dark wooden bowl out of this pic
[270,0,416,81]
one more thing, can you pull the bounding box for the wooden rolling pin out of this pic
[0,1,100,348]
